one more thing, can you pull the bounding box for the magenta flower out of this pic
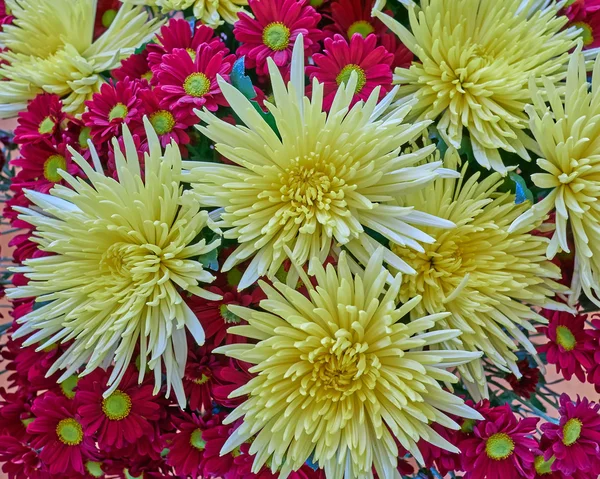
[147,19,226,70]
[0,436,48,479]
[27,393,96,476]
[82,78,146,145]
[505,359,540,399]
[154,44,235,120]
[136,89,192,147]
[112,50,152,83]
[538,311,594,382]
[307,33,393,109]
[541,395,600,477]
[325,0,387,40]
[462,409,538,479]
[14,94,65,145]
[0,388,33,441]
[182,344,223,413]
[586,318,600,392]
[234,0,321,76]
[212,359,254,409]
[565,4,600,49]
[76,367,160,450]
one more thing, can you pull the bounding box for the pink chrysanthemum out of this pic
[566,6,600,49]
[462,409,538,479]
[307,33,393,109]
[541,395,600,477]
[505,359,540,400]
[564,0,600,18]
[154,45,235,119]
[0,436,47,479]
[212,359,254,409]
[27,393,96,476]
[538,311,595,382]
[147,19,226,70]
[164,412,223,479]
[82,78,145,145]
[325,0,387,40]
[14,94,65,145]
[112,50,153,83]
[183,344,223,413]
[418,423,463,476]
[76,367,160,450]
[234,0,321,76]
[136,89,192,147]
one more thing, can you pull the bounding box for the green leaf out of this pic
[508,172,534,204]
[529,395,547,413]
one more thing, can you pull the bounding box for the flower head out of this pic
[0,0,162,117]
[511,48,600,307]
[0,436,47,479]
[138,89,192,147]
[392,149,568,396]
[462,409,538,479]
[182,344,222,413]
[234,0,321,76]
[538,311,594,382]
[185,35,456,289]
[14,94,65,145]
[541,395,600,476]
[112,50,152,83]
[307,33,393,110]
[374,0,582,174]
[214,249,482,478]
[505,359,540,399]
[325,0,387,40]
[7,119,221,408]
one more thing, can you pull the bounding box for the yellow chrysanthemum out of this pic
[392,147,570,397]
[511,48,600,307]
[215,248,483,479]
[0,0,162,117]
[121,0,247,27]
[6,119,221,407]
[373,0,589,175]
[183,35,456,289]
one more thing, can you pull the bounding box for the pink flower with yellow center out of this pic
[234,0,321,75]
[324,0,386,40]
[136,89,192,147]
[14,94,65,145]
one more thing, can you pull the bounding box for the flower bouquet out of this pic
[0,0,600,478]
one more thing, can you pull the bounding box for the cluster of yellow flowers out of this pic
[7,0,600,477]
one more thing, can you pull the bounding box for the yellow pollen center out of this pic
[183,72,211,98]
[347,20,374,39]
[562,418,583,446]
[190,429,206,450]
[485,433,515,460]
[60,375,79,399]
[78,127,91,149]
[186,48,197,61]
[43,154,66,183]
[263,22,291,51]
[149,110,175,135]
[336,64,367,93]
[102,9,117,28]
[574,22,594,46]
[193,374,210,385]
[86,461,104,478]
[556,325,577,351]
[534,455,555,475]
[38,116,56,135]
[56,418,84,446]
[101,390,132,421]
[109,103,128,121]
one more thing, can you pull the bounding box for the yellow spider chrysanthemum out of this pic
[121,0,247,27]
[0,0,162,117]
[183,35,456,289]
[511,49,600,307]
[6,119,221,407]
[392,147,570,397]
[215,248,483,479]
[373,0,588,175]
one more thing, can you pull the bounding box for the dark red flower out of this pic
[112,50,153,83]
[136,89,192,147]
[14,94,66,145]
[505,359,540,399]
[183,344,223,413]
[212,359,255,408]
[0,436,49,479]
[0,388,34,440]
[325,0,387,40]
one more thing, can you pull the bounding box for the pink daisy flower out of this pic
[0,436,48,479]
[541,394,600,477]
[563,0,600,18]
[14,94,65,145]
[568,9,600,49]
[234,0,321,76]
[531,443,567,479]
[147,19,226,70]
[379,31,413,68]
[307,33,393,109]
[212,359,254,409]
[27,393,96,476]
[538,311,594,382]
[183,343,223,413]
[112,50,152,83]
[136,89,192,147]
[325,0,387,40]
[76,367,160,450]
[154,44,235,120]
[462,409,538,479]
[82,78,145,145]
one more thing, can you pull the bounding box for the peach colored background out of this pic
[0,117,598,478]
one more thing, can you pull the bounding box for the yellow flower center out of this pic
[38,116,56,135]
[574,22,594,46]
[109,103,128,121]
[183,72,211,98]
[102,9,117,28]
[336,64,367,93]
[562,418,583,446]
[43,154,66,182]
[149,110,175,135]
[186,48,197,61]
[78,127,91,149]
[347,20,374,39]
[190,429,206,451]
[231,445,242,457]
[142,71,153,82]
[220,304,241,324]
[85,461,104,478]
[262,22,291,51]
[193,374,210,385]
[102,390,132,421]
[60,375,79,399]
[534,455,555,475]
[485,433,515,460]
[556,325,577,351]
[56,418,84,446]
[100,242,164,280]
